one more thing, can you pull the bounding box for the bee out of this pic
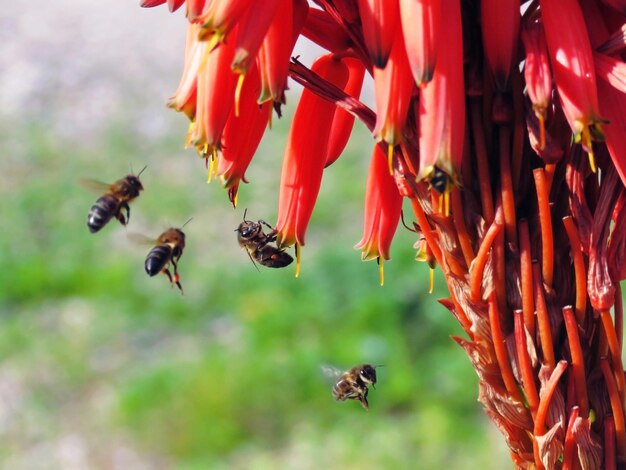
[130,218,191,295]
[236,210,293,269]
[82,166,146,233]
[322,364,378,410]
[428,165,450,195]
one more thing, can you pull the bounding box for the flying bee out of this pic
[236,210,293,269]
[82,166,146,233]
[322,364,379,410]
[129,218,191,295]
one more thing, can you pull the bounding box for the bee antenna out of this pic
[136,165,148,177]
[181,217,193,228]
[243,208,248,221]
[375,364,385,369]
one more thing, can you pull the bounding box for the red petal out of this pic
[276,54,350,247]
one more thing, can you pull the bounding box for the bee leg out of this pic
[359,396,369,410]
[259,219,274,231]
[359,390,370,410]
[163,268,173,283]
[259,220,278,240]
[117,203,130,226]
[171,256,184,295]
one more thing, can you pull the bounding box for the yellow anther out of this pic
[235,74,246,117]
[429,268,434,294]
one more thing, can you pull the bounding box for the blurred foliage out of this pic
[0,111,509,468]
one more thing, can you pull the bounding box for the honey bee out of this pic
[130,219,191,295]
[236,210,293,269]
[82,166,146,233]
[322,364,378,410]
[428,165,450,195]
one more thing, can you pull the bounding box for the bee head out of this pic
[124,175,144,195]
[359,365,377,385]
[237,220,260,239]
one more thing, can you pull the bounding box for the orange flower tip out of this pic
[295,243,301,278]
[429,268,434,294]
[378,257,384,286]
[234,73,246,117]
[387,144,394,175]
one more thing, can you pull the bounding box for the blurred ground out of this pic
[0,2,512,469]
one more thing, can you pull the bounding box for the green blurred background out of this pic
[0,2,510,468]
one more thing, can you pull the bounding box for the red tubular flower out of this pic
[198,0,252,44]
[355,144,403,285]
[325,58,366,167]
[417,0,465,194]
[372,28,414,168]
[580,0,626,187]
[275,54,349,255]
[521,21,552,150]
[168,23,207,120]
[140,0,184,12]
[231,0,282,76]
[481,0,520,91]
[539,0,604,171]
[608,194,626,282]
[187,31,239,157]
[357,0,399,68]
[186,0,207,21]
[399,0,441,87]
[257,0,309,106]
[588,167,621,311]
[218,64,271,207]
[302,8,354,54]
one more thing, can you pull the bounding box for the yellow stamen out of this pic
[268,108,273,130]
[185,121,195,149]
[213,148,219,178]
[429,268,434,294]
[295,243,301,278]
[428,268,435,294]
[207,149,217,183]
[444,189,450,217]
[387,144,394,175]
[235,74,245,117]
[232,191,238,208]
[581,125,597,173]
[378,257,385,286]
[206,34,221,55]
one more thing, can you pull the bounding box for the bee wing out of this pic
[320,364,345,383]
[127,232,158,246]
[79,178,111,193]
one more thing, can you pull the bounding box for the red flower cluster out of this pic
[141,0,626,466]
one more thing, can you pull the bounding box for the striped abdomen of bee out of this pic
[87,195,120,233]
[144,228,185,294]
